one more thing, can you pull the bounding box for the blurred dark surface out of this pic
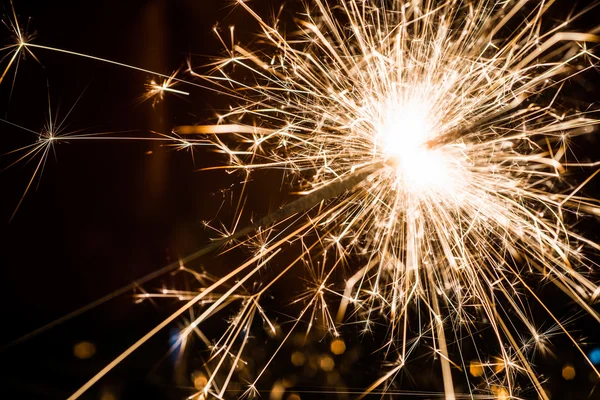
[0,1,599,399]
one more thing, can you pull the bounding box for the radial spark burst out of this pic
[179,0,600,398]
[3,0,600,399]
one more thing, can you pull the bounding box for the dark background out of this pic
[1,1,600,399]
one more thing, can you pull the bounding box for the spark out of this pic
[143,69,190,106]
[0,87,84,220]
[3,1,600,399]
[0,0,39,89]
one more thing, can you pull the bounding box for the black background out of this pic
[1,1,600,399]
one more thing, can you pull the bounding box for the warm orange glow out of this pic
[73,341,96,360]
[330,339,346,355]
[562,364,576,380]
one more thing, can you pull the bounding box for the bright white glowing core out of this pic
[377,102,454,193]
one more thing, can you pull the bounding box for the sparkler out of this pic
[3,0,600,399]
